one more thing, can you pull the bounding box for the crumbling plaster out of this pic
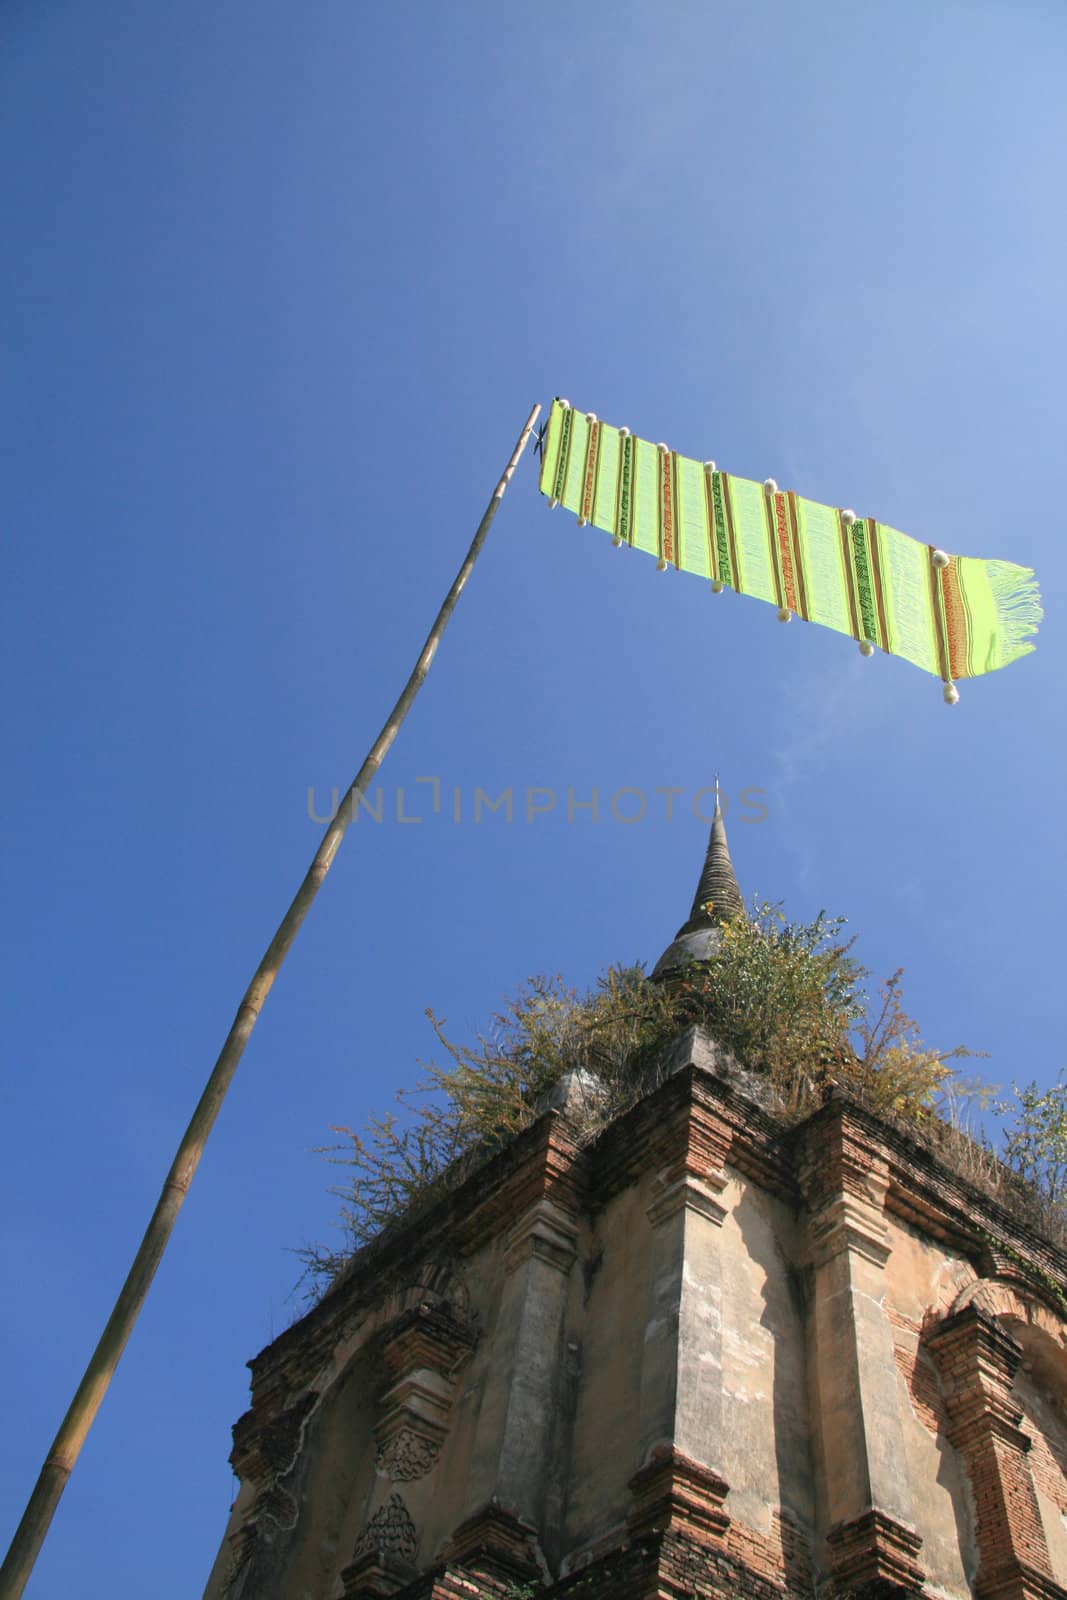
[204,1045,1067,1600]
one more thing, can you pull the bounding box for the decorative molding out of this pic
[440,1503,543,1582]
[798,1109,891,1268]
[375,1369,453,1482]
[371,1302,476,1487]
[503,1196,579,1276]
[645,1170,726,1229]
[341,1494,419,1598]
[627,1446,730,1546]
[375,1423,439,1482]
[380,1302,478,1382]
[589,1055,799,1213]
[825,1508,925,1597]
[353,1493,417,1562]
[809,1191,891,1268]
[456,1113,585,1253]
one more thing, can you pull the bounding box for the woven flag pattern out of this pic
[539,399,1042,686]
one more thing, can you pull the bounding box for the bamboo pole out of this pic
[0,401,543,1600]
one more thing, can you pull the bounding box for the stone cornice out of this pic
[793,1089,1067,1299]
[457,1115,584,1250]
[438,1503,543,1582]
[588,1058,796,1209]
[627,1446,730,1546]
[825,1508,925,1595]
[379,1303,478,1381]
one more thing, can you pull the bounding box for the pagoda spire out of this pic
[651,780,745,980]
[677,777,744,933]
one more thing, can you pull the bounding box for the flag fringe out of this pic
[986,560,1043,663]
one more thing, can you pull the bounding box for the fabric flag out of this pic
[538,399,1042,693]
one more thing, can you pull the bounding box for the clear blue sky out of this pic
[3,3,1065,1593]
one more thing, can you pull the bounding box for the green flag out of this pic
[539,400,1042,699]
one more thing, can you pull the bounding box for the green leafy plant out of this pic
[999,1076,1067,1237]
[847,969,980,1122]
[673,905,863,1108]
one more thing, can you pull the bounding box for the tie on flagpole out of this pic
[0,401,543,1600]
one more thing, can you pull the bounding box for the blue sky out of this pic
[3,3,1065,1593]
